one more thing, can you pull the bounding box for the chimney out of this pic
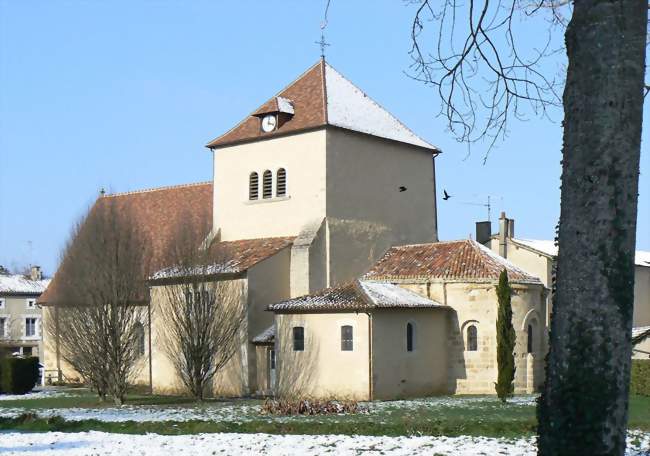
[30,266,42,281]
[508,218,515,238]
[498,212,508,258]
[475,221,492,245]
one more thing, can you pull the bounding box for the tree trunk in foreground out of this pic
[538,1,647,455]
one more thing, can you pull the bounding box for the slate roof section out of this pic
[268,280,444,313]
[633,326,650,345]
[509,238,650,268]
[39,182,213,304]
[252,325,276,345]
[364,239,542,284]
[151,236,295,281]
[206,59,438,151]
[0,274,50,296]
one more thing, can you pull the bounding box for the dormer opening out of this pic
[254,96,295,134]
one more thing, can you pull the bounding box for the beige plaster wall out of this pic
[41,304,149,385]
[213,130,327,241]
[246,248,292,391]
[633,265,650,327]
[325,129,438,285]
[633,337,650,360]
[371,308,449,399]
[149,279,249,397]
[275,312,370,400]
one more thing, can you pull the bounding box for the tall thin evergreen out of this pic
[495,268,516,402]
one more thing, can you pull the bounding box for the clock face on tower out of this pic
[261,114,277,132]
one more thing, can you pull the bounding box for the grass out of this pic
[0,389,648,438]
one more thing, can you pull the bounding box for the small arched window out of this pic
[467,325,478,351]
[406,323,414,352]
[527,324,534,353]
[134,322,145,357]
[293,326,304,351]
[249,172,259,200]
[341,325,353,351]
[262,170,273,199]
[276,168,287,197]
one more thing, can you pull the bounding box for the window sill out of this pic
[21,336,40,341]
[245,196,291,205]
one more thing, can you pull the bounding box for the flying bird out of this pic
[443,190,452,200]
[399,186,407,192]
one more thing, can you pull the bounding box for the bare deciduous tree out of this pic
[410,0,647,454]
[153,218,245,401]
[46,197,150,405]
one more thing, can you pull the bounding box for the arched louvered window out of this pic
[406,323,414,352]
[527,324,534,353]
[276,168,287,197]
[262,170,273,199]
[467,325,478,351]
[249,172,259,200]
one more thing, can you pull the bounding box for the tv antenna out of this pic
[316,0,332,58]
[458,195,493,221]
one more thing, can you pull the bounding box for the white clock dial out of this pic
[261,114,277,132]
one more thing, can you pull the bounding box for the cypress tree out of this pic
[495,268,516,402]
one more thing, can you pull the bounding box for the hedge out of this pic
[631,359,650,396]
[0,357,40,395]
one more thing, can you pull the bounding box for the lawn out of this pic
[0,388,649,438]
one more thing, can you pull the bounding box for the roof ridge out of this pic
[206,60,324,148]
[323,61,438,151]
[391,239,471,249]
[102,181,212,199]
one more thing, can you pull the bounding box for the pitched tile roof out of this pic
[206,59,438,151]
[364,239,542,284]
[0,274,50,296]
[268,280,444,313]
[39,182,213,304]
[150,236,294,281]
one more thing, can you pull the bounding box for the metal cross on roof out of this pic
[316,33,330,58]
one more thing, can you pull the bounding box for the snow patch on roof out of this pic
[636,251,650,267]
[0,274,50,295]
[276,96,294,115]
[324,63,437,150]
[359,281,442,308]
[514,239,558,257]
[515,239,650,267]
[252,325,275,344]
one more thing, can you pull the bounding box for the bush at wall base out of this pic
[0,357,40,394]
[631,359,650,396]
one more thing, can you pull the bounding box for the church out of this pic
[40,59,549,399]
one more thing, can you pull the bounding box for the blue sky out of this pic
[0,1,648,275]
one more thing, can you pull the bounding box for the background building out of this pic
[0,265,50,360]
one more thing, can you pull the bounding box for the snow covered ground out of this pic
[0,430,648,455]
[0,390,73,402]
[0,395,536,423]
[0,403,261,423]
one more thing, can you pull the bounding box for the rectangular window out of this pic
[0,318,5,337]
[293,326,304,351]
[26,299,36,309]
[23,346,33,357]
[0,298,5,309]
[341,325,353,351]
[25,318,37,337]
